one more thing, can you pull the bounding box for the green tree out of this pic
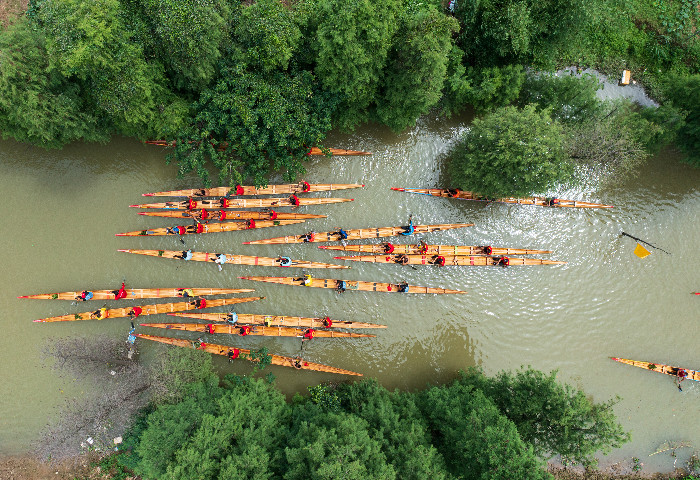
[0,18,105,147]
[148,345,217,405]
[313,0,400,130]
[456,367,630,466]
[518,72,604,124]
[450,105,572,197]
[171,67,336,186]
[420,384,550,480]
[663,74,700,166]
[283,404,396,480]
[375,6,458,131]
[137,0,230,90]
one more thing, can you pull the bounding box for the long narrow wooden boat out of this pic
[145,140,371,156]
[142,183,365,197]
[33,297,263,323]
[611,357,700,381]
[242,223,474,245]
[319,243,552,255]
[140,322,374,338]
[118,249,348,269]
[238,276,467,294]
[391,188,614,209]
[138,210,326,220]
[131,197,353,209]
[135,334,362,376]
[168,312,386,329]
[19,287,253,301]
[115,219,305,237]
[334,254,566,266]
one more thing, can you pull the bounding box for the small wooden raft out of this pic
[135,334,363,376]
[118,249,348,269]
[611,357,700,381]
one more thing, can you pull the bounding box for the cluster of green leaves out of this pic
[119,365,628,479]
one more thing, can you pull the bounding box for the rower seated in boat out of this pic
[195,188,207,197]
[382,242,395,254]
[418,240,428,254]
[322,316,333,328]
[398,281,409,293]
[176,249,193,260]
[303,328,315,340]
[301,231,316,242]
[399,215,414,236]
[220,197,230,208]
[277,256,293,267]
[430,255,446,266]
[76,290,94,301]
[187,198,197,210]
[335,280,346,293]
[299,181,311,192]
[92,307,109,320]
[239,325,251,336]
[545,197,560,207]
[199,208,210,220]
[167,225,187,235]
[479,245,493,255]
[227,348,240,362]
[227,312,238,324]
[177,288,194,297]
[289,194,301,206]
[335,228,349,240]
[112,282,127,299]
[213,253,228,271]
[447,188,461,197]
[264,208,278,220]
[190,297,207,309]
[496,256,510,267]
[394,254,409,265]
[293,357,303,369]
[246,219,256,229]
[302,274,313,286]
[677,368,688,390]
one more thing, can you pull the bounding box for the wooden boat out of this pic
[131,197,353,209]
[117,249,348,269]
[135,333,362,376]
[611,357,700,381]
[19,287,253,301]
[145,140,372,156]
[33,297,263,323]
[139,322,375,338]
[138,210,326,220]
[142,183,365,197]
[319,243,552,255]
[238,276,467,294]
[168,312,386,329]
[242,223,474,245]
[115,219,305,237]
[391,188,614,209]
[334,254,566,266]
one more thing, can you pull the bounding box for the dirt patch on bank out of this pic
[0,0,28,28]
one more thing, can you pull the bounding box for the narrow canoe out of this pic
[19,287,253,301]
[168,312,386,329]
[142,183,365,197]
[118,249,348,269]
[135,334,362,376]
[611,357,700,381]
[115,219,305,237]
[132,197,353,209]
[334,255,566,266]
[238,276,467,294]
[145,141,371,156]
[319,243,552,255]
[140,322,375,338]
[391,188,613,209]
[242,223,474,245]
[138,210,326,220]
[33,297,263,323]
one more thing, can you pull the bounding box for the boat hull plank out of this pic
[116,220,306,237]
[135,334,362,376]
[118,249,348,269]
[320,244,552,255]
[34,297,263,323]
[19,288,253,301]
[140,323,374,338]
[611,357,700,381]
[168,313,386,329]
[132,197,353,209]
[143,183,364,197]
[335,255,566,266]
[238,276,467,294]
[243,223,474,245]
[392,188,613,209]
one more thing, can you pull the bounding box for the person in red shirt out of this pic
[112,283,127,300]
[128,307,143,319]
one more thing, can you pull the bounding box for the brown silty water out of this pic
[0,113,698,470]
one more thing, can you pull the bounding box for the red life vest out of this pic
[290,195,300,206]
[207,324,214,334]
[197,298,207,309]
[187,198,197,210]
[384,243,395,254]
[483,246,493,255]
[268,209,278,220]
[304,329,315,340]
[240,326,251,336]
[499,256,510,266]
[219,210,227,220]
[199,342,207,349]
[418,244,428,254]
[114,283,127,299]
[200,209,209,220]
[323,317,332,328]
[196,223,204,234]
[235,185,245,195]
[176,226,186,235]
[434,255,446,266]
[220,198,229,208]
[229,348,240,359]
[132,307,143,317]
[247,219,256,229]
[301,181,311,192]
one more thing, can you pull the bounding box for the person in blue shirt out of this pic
[399,215,414,236]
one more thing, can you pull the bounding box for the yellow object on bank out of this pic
[634,243,651,258]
